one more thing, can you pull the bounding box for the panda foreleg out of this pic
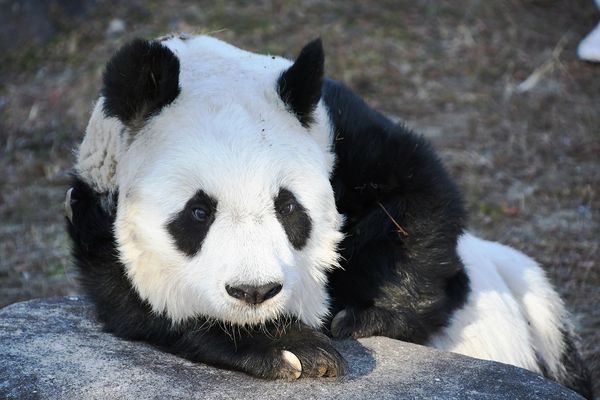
[330,306,428,342]
[328,194,468,344]
[67,178,346,380]
[169,321,347,380]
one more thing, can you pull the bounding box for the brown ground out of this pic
[1,0,598,395]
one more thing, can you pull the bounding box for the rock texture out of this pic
[0,297,582,399]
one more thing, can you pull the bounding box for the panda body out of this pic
[66,35,592,397]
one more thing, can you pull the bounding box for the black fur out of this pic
[323,78,469,344]
[167,190,218,257]
[67,74,470,378]
[274,188,312,250]
[559,329,593,399]
[277,38,324,128]
[102,39,180,126]
[322,78,592,398]
[67,176,346,380]
[67,39,592,397]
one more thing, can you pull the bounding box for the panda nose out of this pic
[225,282,283,305]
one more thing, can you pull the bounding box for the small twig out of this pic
[199,28,229,36]
[377,202,409,237]
[516,33,569,93]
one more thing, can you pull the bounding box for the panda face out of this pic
[105,36,343,328]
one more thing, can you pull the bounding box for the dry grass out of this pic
[1,0,598,394]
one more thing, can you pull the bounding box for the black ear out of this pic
[277,38,324,128]
[102,39,181,127]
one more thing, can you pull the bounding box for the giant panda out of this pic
[65,34,592,398]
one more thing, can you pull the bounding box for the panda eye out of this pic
[279,202,296,216]
[192,207,209,222]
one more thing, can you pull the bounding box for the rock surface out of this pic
[0,297,582,400]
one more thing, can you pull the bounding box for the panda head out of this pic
[77,36,343,328]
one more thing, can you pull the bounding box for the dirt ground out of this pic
[1,0,598,395]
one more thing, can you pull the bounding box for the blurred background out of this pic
[0,0,598,394]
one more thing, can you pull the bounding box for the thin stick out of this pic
[377,202,409,237]
[516,33,568,93]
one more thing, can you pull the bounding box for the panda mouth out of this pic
[226,308,284,327]
[222,289,288,326]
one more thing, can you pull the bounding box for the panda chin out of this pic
[219,300,288,327]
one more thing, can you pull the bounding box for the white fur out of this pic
[80,36,343,327]
[76,98,127,194]
[77,36,570,376]
[428,233,568,376]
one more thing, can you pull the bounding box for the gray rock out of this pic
[0,297,582,400]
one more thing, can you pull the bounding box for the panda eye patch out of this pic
[274,189,312,249]
[167,190,218,257]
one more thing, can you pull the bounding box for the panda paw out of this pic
[284,343,346,378]
[266,335,347,379]
[330,309,378,339]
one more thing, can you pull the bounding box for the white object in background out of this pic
[578,0,600,62]
[578,22,600,62]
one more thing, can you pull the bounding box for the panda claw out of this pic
[317,365,328,376]
[282,350,302,379]
[65,187,74,223]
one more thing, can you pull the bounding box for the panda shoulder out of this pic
[323,78,434,179]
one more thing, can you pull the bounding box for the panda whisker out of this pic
[235,324,242,343]
[260,323,274,340]
[218,321,235,343]
[194,317,215,334]
[231,325,238,349]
